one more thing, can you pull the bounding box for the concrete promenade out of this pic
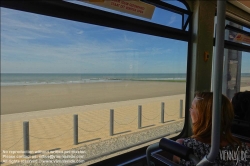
[2,85,250,165]
[1,94,186,166]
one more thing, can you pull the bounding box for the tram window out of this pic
[160,0,187,10]
[69,0,187,30]
[225,22,250,46]
[241,52,250,91]
[222,48,250,99]
[216,20,250,99]
[1,6,188,165]
[243,26,250,33]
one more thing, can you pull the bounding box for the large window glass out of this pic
[221,20,250,99]
[241,52,250,91]
[1,5,188,165]
[69,0,188,30]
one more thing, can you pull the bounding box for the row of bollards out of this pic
[22,100,184,156]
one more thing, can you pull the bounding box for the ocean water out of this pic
[1,73,187,86]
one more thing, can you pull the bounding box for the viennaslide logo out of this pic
[219,146,250,165]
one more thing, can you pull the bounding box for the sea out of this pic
[2,73,250,86]
[1,73,187,86]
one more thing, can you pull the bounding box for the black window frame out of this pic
[0,0,193,165]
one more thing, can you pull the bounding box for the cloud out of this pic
[77,31,83,34]
[167,15,176,26]
[123,34,133,42]
[1,7,187,73]
[1,10,52,33]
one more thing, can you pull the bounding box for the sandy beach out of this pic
[1,81,186,115]
[1,81,187,165]
[1,80,249,165]
[2,77,250,115]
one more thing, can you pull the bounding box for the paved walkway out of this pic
[1,94,185,165]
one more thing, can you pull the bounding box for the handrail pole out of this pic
[197,0,226,165]
[146,143,159,166]
[208,0,226,161]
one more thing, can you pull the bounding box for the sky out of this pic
[1,1,249,74]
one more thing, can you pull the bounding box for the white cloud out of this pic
[123,34,133,42]
[1,7,188,73]
[167,15,176,26]
[77,30,83,34]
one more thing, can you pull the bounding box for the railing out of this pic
[17,100,184,154]
[1,99,185,165]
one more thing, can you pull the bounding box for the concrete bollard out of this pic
[180,100,183,118]
[161,102,165,123]
[138,105,142,129]
[73,114,78,145]
[23,121,30,156]
[110,109,114,136]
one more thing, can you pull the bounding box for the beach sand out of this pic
[1,81,187,165]
[1,81,186,115]
[2,76,249,115]
[1,80,249,165]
